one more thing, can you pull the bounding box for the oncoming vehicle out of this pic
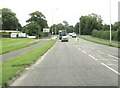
[59,30,68,42]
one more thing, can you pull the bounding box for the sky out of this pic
[1,0,120,27]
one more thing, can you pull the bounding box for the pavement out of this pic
[10,36,119,86]
[1,39,50,61]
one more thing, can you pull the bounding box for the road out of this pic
[11,37,119,86]
[1,39,50,61]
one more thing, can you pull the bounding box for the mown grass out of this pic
[1,38,41,54]
[79,35,120,48]
[1,40,56,86]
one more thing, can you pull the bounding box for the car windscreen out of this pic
[61,31,66,36]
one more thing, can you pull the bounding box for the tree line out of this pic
[1,8,120,41]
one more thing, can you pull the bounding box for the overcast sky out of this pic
[1,0,119,27]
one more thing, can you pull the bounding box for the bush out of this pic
[0,32,11,38]
[92,29,118,41]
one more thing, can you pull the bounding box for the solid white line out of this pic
[82,50,87,54]
[107,54,119,59]
[101,63,120,75]
[97,50,104,54]
[89,55,97,60]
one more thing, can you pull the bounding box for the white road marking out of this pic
[97,50,104,54]
[89,55,97,60]
[82,50,87,54]
[107,54,119,59]
[101,63,120,75]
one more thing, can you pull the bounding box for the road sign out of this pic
[43,28,50,32]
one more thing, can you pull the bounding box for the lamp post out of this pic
[109,0,112,44]
[52,9,53,40]
[51,8,58,39]
[79,18,81,36]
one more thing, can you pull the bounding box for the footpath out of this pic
[1,39,50,61]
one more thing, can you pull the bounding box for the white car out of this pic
[69,33,73,36]
[72,33,76,38]
[61,35,69,42]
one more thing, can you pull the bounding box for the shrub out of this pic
[92,29,118,41]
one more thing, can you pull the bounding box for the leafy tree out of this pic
[75,13,103,35]
[113,22,120,31]
[74,22,79,34]
[2,8,22,30]
[22,22,39,36]
[50,22,74,35]
[22,11,48,37]
[102,24,110,30]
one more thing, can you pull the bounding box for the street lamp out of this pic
[51,8,58,39]
[109,0,112,44]
[79,18,81,36]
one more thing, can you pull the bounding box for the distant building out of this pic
[118,1,120,21]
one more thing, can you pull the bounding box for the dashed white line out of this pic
[101,63,120,75]
[82,50,87,54]
[89,55,97,60]
[97,50,104,54]
[107,54,119,59]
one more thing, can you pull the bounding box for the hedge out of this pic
[92,29,119,41]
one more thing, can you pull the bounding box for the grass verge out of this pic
[1,40,56,86]
[79,35,120,48]
[1,38,41,54]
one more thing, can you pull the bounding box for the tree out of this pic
[22,11,48,37]
[50,22,74,35]
[22,22,39,36]
[75,13,103,35]
[74,22,79,34]
[102,24,110,30]
[2,8,22,30]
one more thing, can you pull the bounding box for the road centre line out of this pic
[107,54,119,59]
[101,63,120,75]
[82,50,87,54]
[89,55,97,60]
